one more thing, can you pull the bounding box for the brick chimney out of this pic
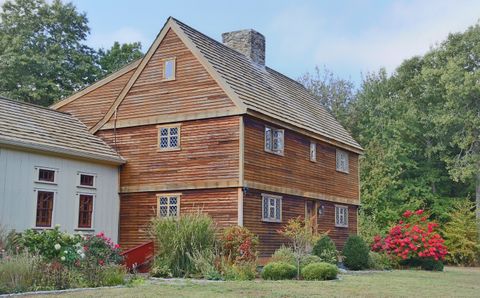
[222,29,265,66]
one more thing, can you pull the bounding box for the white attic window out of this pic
[163,58,176,81]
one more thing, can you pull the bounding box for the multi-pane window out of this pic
[163,58,176,81]
[157,194,180,218]
[35,191,54,227]
[261,194,282,222]
[37,168,56,183]
[335,205,348,227]
[265,126,284,155]
[336,149,349,173]
[158,125,180,150]
[79,174,95,187]
[310,141,317,162]
[78,194,94,228]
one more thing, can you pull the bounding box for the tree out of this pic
[298,66,355,127]
[98,41,143,75]
[0,0,100,106]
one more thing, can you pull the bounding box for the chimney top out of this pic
[222,29,265,66]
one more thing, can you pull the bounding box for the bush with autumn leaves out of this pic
[372,209,448,270]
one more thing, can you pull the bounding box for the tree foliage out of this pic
[0,0,143,106]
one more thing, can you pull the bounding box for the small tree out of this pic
[277,217,318,279]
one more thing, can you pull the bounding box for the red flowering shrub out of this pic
[221,226,259,263]
[82,232,123,266]
[372,210,448,262]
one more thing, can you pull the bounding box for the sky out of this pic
[3,0,480,84]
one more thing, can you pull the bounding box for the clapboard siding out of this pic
[56,68,136,129]
[119,188,238,249]
[243,189,357,257]
[110,29,235,124]
[244,116,359,202]
[97,116,240,189]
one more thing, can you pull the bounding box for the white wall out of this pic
[0,147,120,242]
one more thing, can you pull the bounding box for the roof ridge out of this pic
[0,96,71,116]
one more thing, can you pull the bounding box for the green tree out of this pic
[98,41,143,75]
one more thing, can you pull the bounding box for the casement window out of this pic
[265,126,284,155]
[310,141,317,162]
[78,194,94,229]
[261,194,282,222]
[158,125,181,150]
[35,190,54,227]
[78,173,95,188]
[335,205,348,227]
[336,149,349,173]
[157,194,180,218]
[163,58,176,81]
[35,167,57,184]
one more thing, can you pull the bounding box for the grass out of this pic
[35,267,480,297]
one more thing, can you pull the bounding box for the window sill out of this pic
[34,180,57,185]
[161,78,176,82]
[310,159,317,163]
[77,185,96,190]
[32,226,53,230]
[261,219,282,223]
[335,224,349,228]
[157,147,181,152]
[335,169,349,174]
[264,149,284,156]
[74,228,95,232]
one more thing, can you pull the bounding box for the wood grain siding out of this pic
[56,69,136,129]
[119,188,239,249]
[109,29,235,125]
[243,189,357,257]
[97,116,240,189]
[244,116,359,202]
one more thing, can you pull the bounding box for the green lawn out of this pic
[35,267,480,298]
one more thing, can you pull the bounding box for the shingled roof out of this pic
[0,97,124,164]
[173,18,362,152]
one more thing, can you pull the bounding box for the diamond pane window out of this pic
[262,194,282,222]
[158,125,181,150]
[265,126,284,155]
[336,149,349,173]
[335,205,348,227]
[157,194,180,218]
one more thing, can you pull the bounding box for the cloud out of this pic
[313,0,480,74]
[87,26,149,50]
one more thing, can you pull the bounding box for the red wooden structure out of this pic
[120,241,154,273]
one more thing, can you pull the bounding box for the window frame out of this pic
[334,205,349,228]
[34,189,55,228]
[34,166,58,185]
[261,193,282,223]
[76,193,95,230]
[77,172,96,189]
[335,149,349,173]
[156,193,181,218]
[310,141,317,162]
[162,57,176,81]
[157,124,181,151]
[264,126,284,156]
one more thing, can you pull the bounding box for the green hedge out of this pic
[342,235,370,270]
[261,262,297,280]
[301,262,338,280]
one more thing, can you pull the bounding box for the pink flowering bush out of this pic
[82,232,123,266]
[372,209,448,268]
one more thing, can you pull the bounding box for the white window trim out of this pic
[33,188,56,229]
[75,192,96,231]
[34,166,58,185]
[310,141,317,162]
[156,193,181,218]
[157,124,181,151]
[77,172,97,189]
[336,149,349,173]
[162,57,176,81]
[264,126,284,156]
[261,193,282,223]
[335,204,349,228]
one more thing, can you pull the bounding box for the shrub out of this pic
[99,265,127,286]
[368,251,394,270]
[82,232,123,266]
[299,254,322,269]
[0,253,43,294]
[150,212,217,277]
[312,236,337,264]
[301,262,338,280]
[270,246,296,266]
[221,226,259,263]
[189,248,222,280]
[372,209,448,266]
[443,200,480,266]
[420,258,444,271]
[261,262,297,280]
[342,235,370,270]
[223,261,257,281]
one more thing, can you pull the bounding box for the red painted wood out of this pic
[120,241,154,272]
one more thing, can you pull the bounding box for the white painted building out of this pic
[0,97,124,241]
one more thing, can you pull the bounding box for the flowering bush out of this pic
[372,209,448,264]
[221,226,259,263]
[82,232,122,266]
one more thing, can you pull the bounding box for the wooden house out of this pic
[52,17,363,257]
[0,97,124,240]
